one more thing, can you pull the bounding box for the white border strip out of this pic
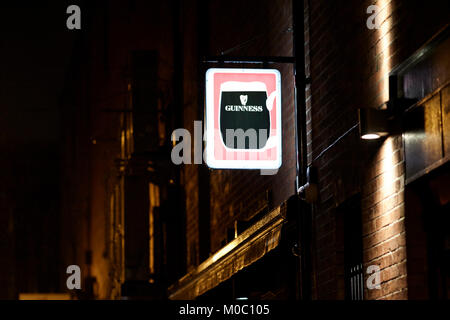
[205,68,282,170]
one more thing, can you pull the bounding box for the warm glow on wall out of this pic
[370,136,406,263]
[379,138,397,200]
[376,0,393,102]
[149,183,160,277]
[19,293,71,300]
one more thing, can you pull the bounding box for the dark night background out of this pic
[0,0,448,301]
[0,2,77,296]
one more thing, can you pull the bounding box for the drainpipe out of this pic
[197,0,212,264]
[292,0,314,301]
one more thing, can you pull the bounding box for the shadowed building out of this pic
[1,0,449,300]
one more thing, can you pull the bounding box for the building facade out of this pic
[168,0,450,300]
[8,0,446,300]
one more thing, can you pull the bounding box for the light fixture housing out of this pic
[358,108,389,140]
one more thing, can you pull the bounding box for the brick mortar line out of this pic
[377,288,408,300]
[364,191,400,214]
[377,273,408,288]
[378,258,407,273]
[363,199,405,225]
[375,275,408,300]
[363,218,406,247]
[364,233,406,262]
[363,203,405,232]
[362,176,403,202]
[366,162,404,187]
[362,187,404,214]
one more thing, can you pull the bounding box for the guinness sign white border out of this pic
[205,68,282,169]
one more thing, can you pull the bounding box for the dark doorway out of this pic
[405,162,450,299]
[336,194,364,300]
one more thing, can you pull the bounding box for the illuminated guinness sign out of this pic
[205,68,282,169]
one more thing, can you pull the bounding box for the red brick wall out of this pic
[305,0,449,299]
[361,136,407,300]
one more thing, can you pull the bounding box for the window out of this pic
[337,195,364,300]
[148,182,160,281]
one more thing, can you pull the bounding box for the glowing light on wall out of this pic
[376,0,394,102]
[362,133,381,140]
[369,135,407,284]
[358,108,389,139]
[379,138,397,200]
[149,183,160,278]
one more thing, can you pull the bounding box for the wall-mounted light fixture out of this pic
[358,75,418,140]
[358,108,389,140]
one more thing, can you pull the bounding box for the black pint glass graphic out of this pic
[220,90,270,149]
